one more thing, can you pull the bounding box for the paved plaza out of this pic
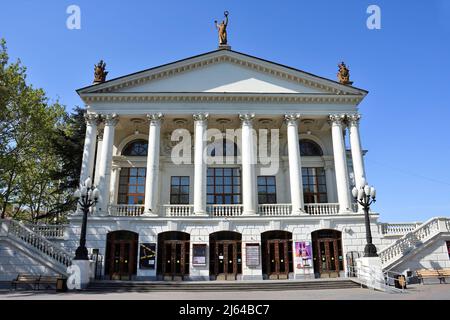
[0,284,449,300]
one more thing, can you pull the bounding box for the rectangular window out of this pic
[207,168,241,204]
[257,176,277,204]
[118,167,146,204]
[170,176,190,204]
[302,167,328,204]
[447,241,450,259]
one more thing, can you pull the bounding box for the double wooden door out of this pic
[108,239,137,280]
[161,240,189,280]
[314,238,342,277]
[266,239,291,279]
[213,240,241,280]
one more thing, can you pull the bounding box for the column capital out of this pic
[284,113,301,125]
[84,113,99,126]
[147,113,164,125]
[103,114,119,126]
[97,128,104,140]
[193,113,209,123]
[239,113,255,125]
[329,114,346,126]
[347,113,361,127]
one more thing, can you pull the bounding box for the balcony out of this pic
[108,204,145,216]
[107,203,356,217]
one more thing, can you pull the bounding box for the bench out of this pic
[11,274,40,290]
[416,269,443,284]
[36,275,61,290]
[437,269,450,284]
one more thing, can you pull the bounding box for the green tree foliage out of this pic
[0,39,85,222]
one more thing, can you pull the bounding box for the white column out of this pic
[285,114,305,215]
[97,114,118,215]
[93,128,103,186]
[329,114,352,213]
[240,113,257,215]
[79,113,98,185]
[193,113,208,215]
[144,113,163,216]
[348,114,366,189]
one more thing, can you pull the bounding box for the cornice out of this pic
[82,92,363,105]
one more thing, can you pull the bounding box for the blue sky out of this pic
[1,0,450,222]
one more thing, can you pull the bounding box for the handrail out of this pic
[25,223,67,239]
[379,217,450,268]
[1,219,72,269]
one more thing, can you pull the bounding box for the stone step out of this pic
[87,279,360,292]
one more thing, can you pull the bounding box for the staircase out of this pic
[0,219,72,275]
[379,217,450,270]
[87,279,361,292]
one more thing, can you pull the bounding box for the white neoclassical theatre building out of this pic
[3,47,448,283]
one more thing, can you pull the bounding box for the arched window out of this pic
[300,139,323,157]
[122,140,148,156]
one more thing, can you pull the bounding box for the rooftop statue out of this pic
[337,61,353,85]
[94,60,108,84]
[215,11,229,47]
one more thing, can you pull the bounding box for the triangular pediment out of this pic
[77,50,367,97]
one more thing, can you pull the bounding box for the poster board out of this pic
[246,243,260,267]
[294,241,312,269]
[192,244,207,266]
[139,243,156,269]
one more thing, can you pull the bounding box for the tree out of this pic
[0,39,69,221]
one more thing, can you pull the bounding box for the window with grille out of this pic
[170,176,190,204]
[302,167,328,203]
[207,168,241,204]
[257,176,277,204]
[118,168,146,204]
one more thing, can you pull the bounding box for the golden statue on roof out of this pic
[93,60,108,84]
[337,61,353,85]
[215,11,229,48]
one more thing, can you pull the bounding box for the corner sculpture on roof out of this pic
[93,60,108,84]
[337,61,353,85]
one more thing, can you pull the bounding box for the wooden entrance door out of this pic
[266,240,290,279]
[161,240,189,280]
[106,232,138,280]
[214,240,241,280]
[314,239,341,278]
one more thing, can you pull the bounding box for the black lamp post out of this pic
[352,180,378,257]
[73,177,99,260]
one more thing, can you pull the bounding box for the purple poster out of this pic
[295,242,312,268]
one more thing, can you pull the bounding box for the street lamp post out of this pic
[73,177,99,260]
[352,180,378,257]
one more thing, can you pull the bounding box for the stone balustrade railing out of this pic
[259,204,292,216]
[380,222,421,236]
[207,204,243,217]
[106,202,359,217]
[1,219,72,269]
[109,204,145,216]
[304,203,340,215]
[162,204,194,217]
[25,223,67,239]
[379,217,450,268]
